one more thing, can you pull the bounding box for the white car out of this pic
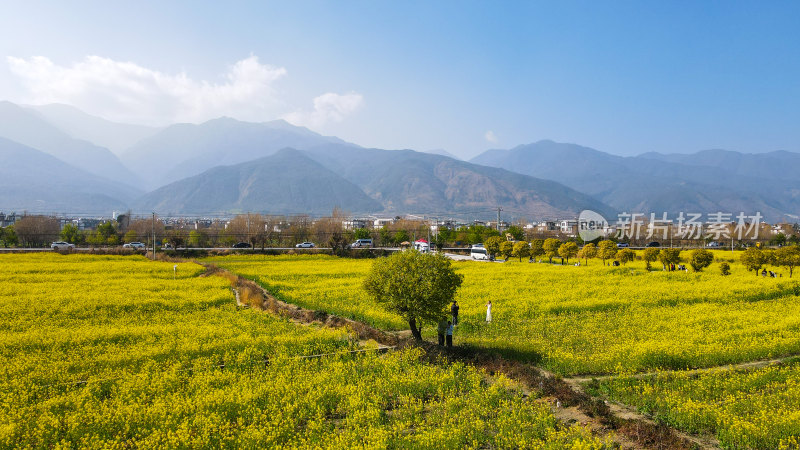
[295,242,315,248]
[123,242,146,249]
[51,241,75,251]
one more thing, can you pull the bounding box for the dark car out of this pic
[232,242,252,248]
[645,241,661,248]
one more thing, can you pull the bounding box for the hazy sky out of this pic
[1,1,798,158]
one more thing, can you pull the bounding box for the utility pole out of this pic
[151,212,155,260]
[496,207,503,232]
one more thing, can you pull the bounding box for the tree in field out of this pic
[642,247,660,271]
[0,225,18,248]
[363,250,463,340]
[740,247,766,276]
[122,229,138,244]
[763,249,777,269]
[484,236,504,259]
[246,215,268,249]
[689,249,714,272]
[93,221,118,246]
[379,226,392,247]
[165,229,187,249]
[5,226,17,247]
[505,225,525,242]
[543,238,561,263]
[597,240,617,266]
[354,228,371,240]
[577,243,597,266]
[512,241,530,262]
[499,240,514,260]
[188,230,209,248]
[775,245,800,278]
[128,217,165,248]
[393,230,410,246]
[558,242,579,264]
[329,232,349,255]
[530,239,545,261]
[60,223,82,244]
[770,233,787,246]
[616,248,636,265]
[14,215,61,247]
[719,262,731,276]
[658,248,681,270]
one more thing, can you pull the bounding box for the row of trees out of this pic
[740,246,800,277]
[479,236,800,276]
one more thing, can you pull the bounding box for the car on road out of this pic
[616,242,630,248]
[123,242,146,249]
[295,242,315,248]
[232,242,252,248]
[347,238,373,248]
[51,241,75,251]
[707,241,721,248]
[645,241,661,248]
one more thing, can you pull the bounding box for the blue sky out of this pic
[1,1,798,158]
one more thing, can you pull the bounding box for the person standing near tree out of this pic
[437,317,448,346]
[486,300,492,323]
[446,321,454,347]
[451,300,460,326]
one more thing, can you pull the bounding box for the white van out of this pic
[413,240,430,253]
[470,245,489,260]
[348,238,373,248]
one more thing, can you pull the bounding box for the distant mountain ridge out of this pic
[121,117,350,190]
[0,101,141,188]
[26,103,161,155]
[0,137,139,213]
[301,144,616,219]
[0,101,796,221]
[135,149,382,215]
[471,140,800,222]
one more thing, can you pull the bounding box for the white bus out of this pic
[470,245,489,260]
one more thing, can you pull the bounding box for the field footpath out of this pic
[204,262,715,449]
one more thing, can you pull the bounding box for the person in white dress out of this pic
[486,300,492,323]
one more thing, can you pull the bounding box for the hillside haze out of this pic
[0,137,139,213]
[0,103,796,222]
[471,140,800,222]
[122,117,349,190]
[27,103,161,155]
[135,148,383,215]
[0,102,141,188]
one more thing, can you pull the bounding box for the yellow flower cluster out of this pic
[207,252,800,376]
[595,360,800,448]
[0,254,604,448]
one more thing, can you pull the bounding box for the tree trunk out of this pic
[408,317,423,340]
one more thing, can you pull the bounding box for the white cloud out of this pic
[284,92,364,128]
[485,130,498,143]
[6,55,362,128]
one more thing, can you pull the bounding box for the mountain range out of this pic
[0,101,796,222]
[471,141,800,222]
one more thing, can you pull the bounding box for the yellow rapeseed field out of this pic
[208,252,800,375]
[591,359,800,448]
[0,253,603,448]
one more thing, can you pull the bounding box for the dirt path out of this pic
[208,263,715,449]
[566,355,798,385]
